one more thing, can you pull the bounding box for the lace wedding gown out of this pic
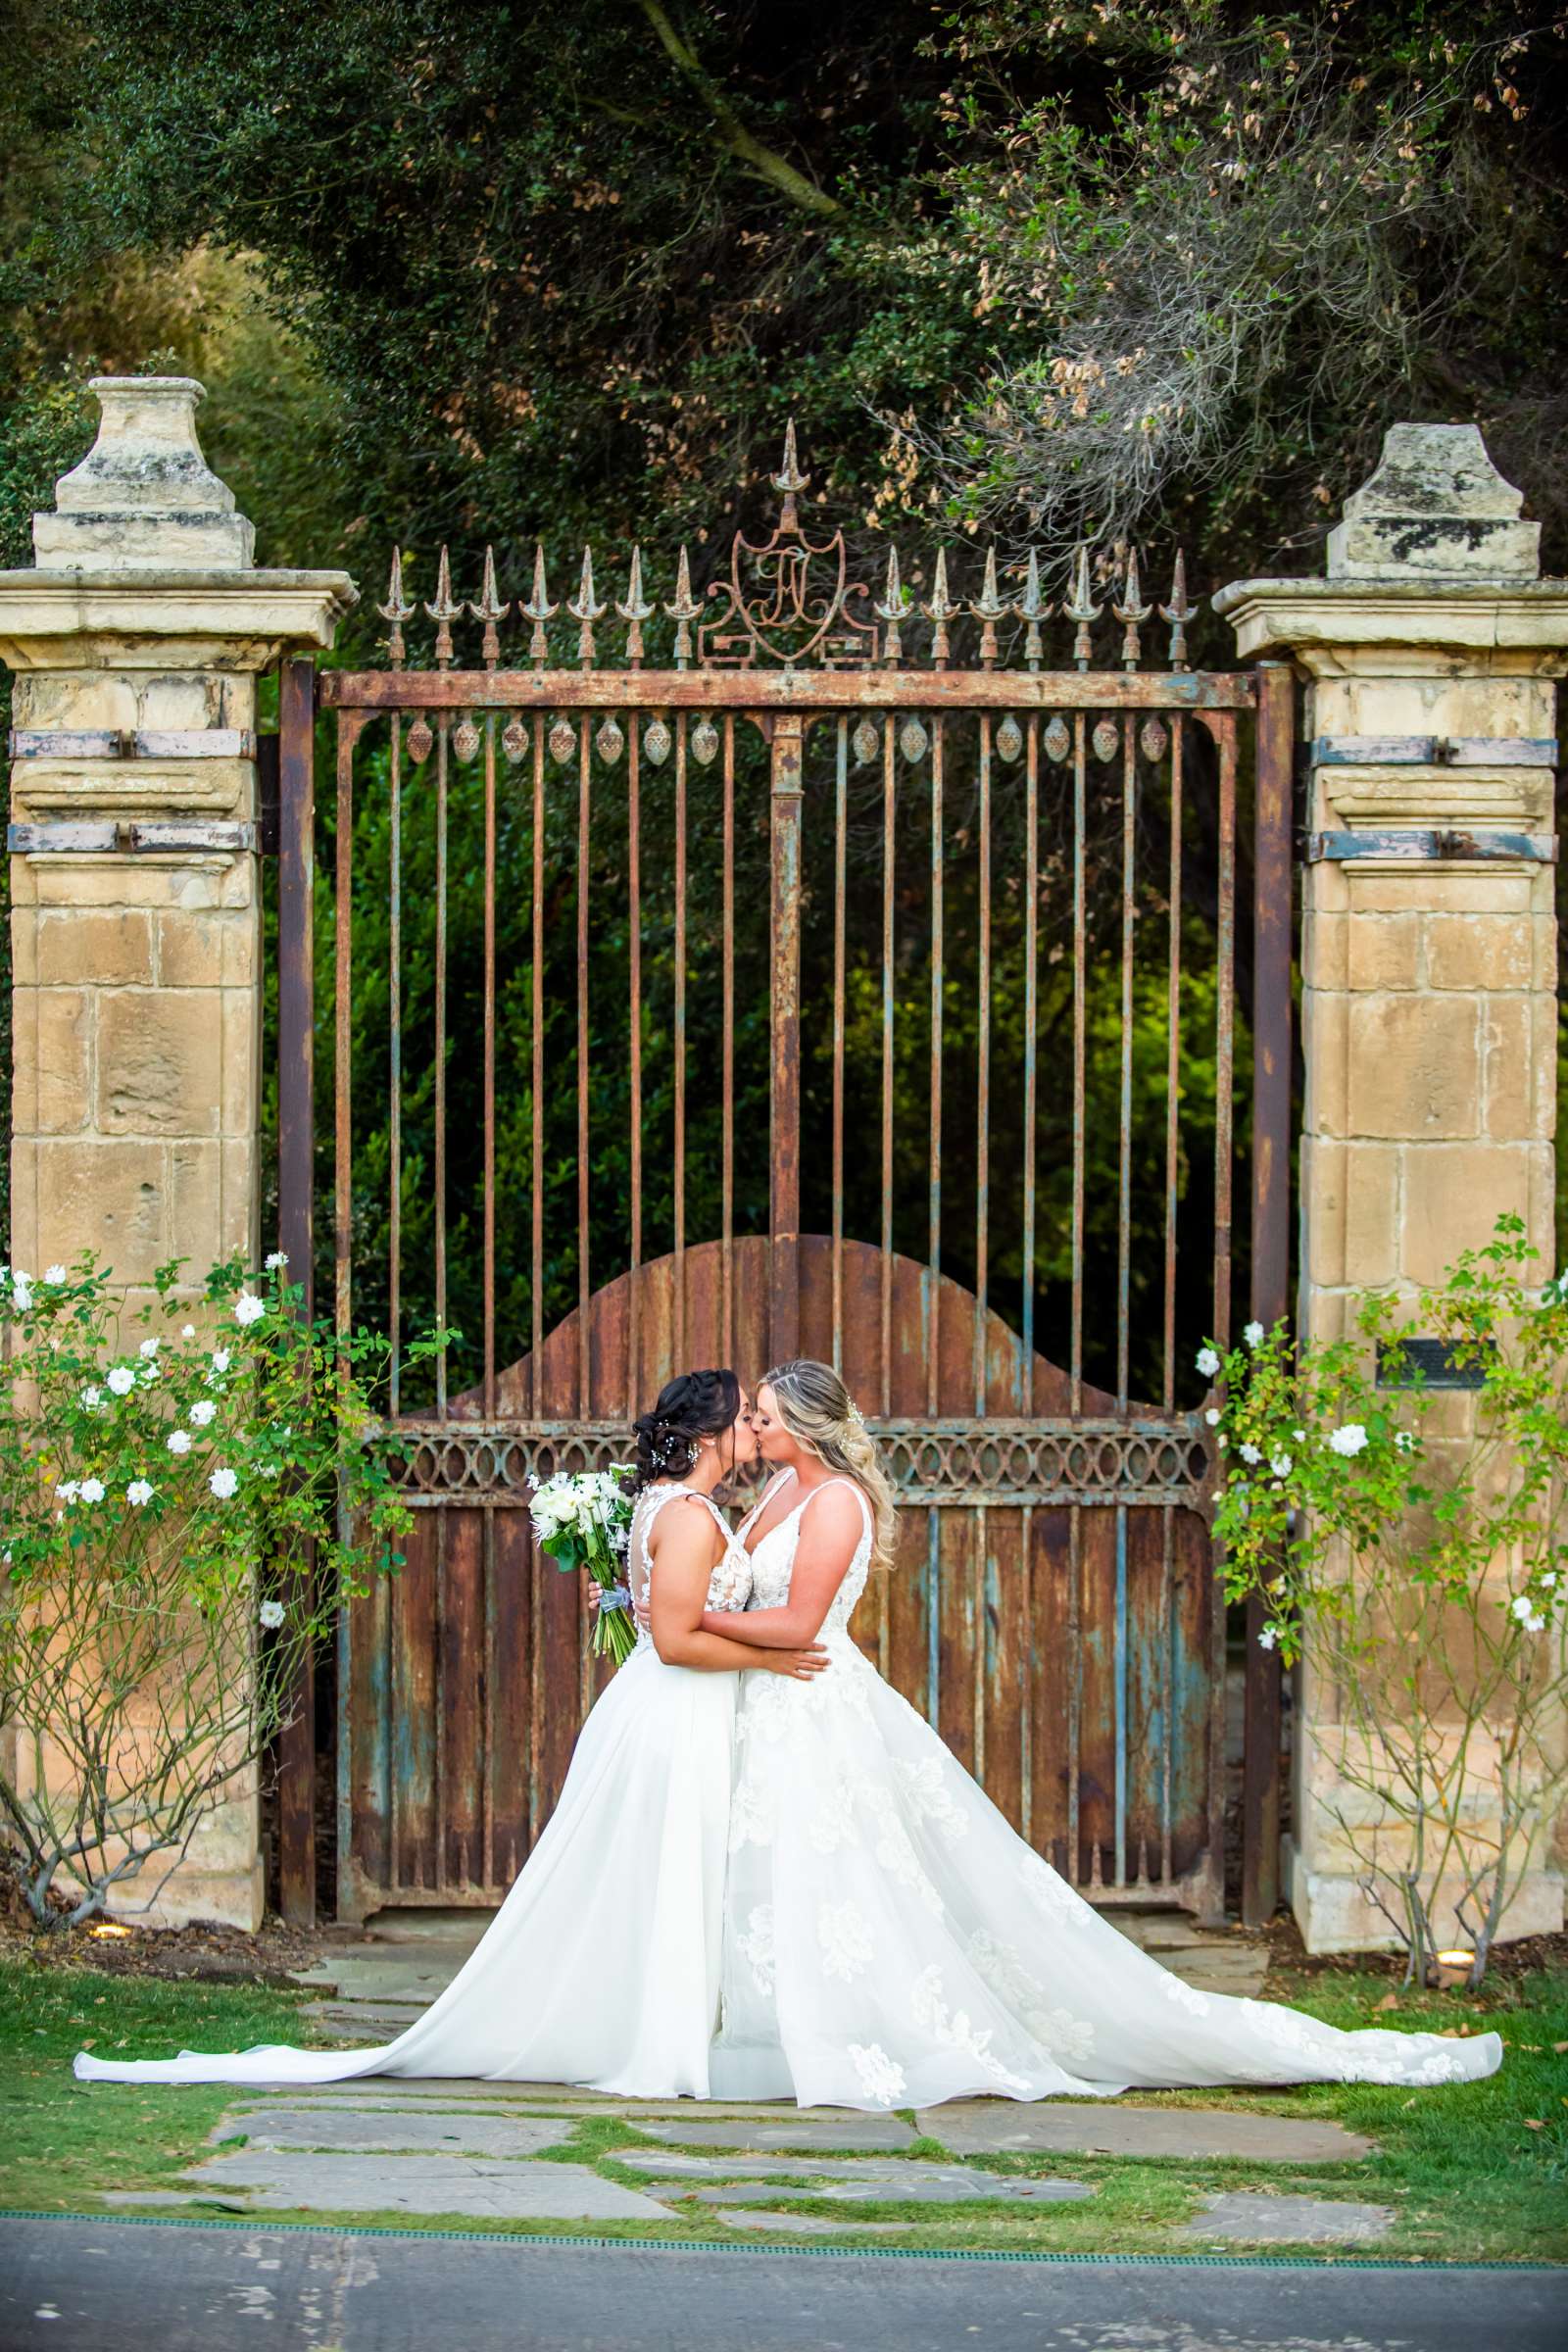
[74,1484,753,2094]
[710,1469,1503,2111]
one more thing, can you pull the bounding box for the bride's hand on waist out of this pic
[760,1643,831,1681]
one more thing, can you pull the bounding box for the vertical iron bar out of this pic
[881,714,896,1415]
[974,714,992,1414]
[388,712,402,1415]
[628,723,642,1409]
[1117,719,1135,1409]
[831,720,848,1374]
[1244,662,1295,1925]
[927,717,944,1414]
[434,717,448,1414]
[276,657,316,1928]
[1021,715,1039,1413]
[1070,714,1087,1412]
[334,718,357,1350]
[578,718,592,1414]
[1212,717,1238,1351]
[769,715,805,1366]
[674,715,687,1371]
[483,714,497,1415]
[722,714,736,1371]
[530,723,545,1418]
[1163,719,1184,1411]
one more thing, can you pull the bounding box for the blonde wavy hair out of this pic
[760,1359,898,1572]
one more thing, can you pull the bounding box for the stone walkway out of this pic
[92,1905,1399,2245]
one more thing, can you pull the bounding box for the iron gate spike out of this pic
[423,545,463,669]
[467,546,510,671]
[1065,544,1102,671]
[1160,550,1195,672]
[377,547,416,668]
[873,545,911,664]
[770,418,808,534]
[1014,549,1049,671]
[615,547,655,669]
[970,548,1007,668]
[567,547,606,668]
[520,546,559,668]
[664,548,703,670]
[1111,548,1152,671]
[922,548,957,668]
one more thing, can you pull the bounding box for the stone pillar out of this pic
[0,376,354,1928]
[1216,424,1568,1950]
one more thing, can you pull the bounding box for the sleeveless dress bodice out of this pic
[630,1483,753,1653]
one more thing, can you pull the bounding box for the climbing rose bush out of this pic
[0,1251,440,1928]
[1202,1215,1568,1985]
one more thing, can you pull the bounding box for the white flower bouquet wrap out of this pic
[527,1466,638,1664]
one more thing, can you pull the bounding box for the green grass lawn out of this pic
[3,1954,1565,2260]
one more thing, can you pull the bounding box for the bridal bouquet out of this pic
[527,1466,639,1664]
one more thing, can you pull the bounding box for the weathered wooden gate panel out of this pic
[275,437,1290,1925]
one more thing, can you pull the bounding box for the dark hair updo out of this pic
[632,1369,742,1494]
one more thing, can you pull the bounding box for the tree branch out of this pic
[636,0,846,220]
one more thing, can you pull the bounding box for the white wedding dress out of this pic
[74,1483,753,2093]
[709,1468,1503,2110]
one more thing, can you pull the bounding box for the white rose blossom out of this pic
[211,1348,231,1374]
[1203,1407,1221,1426]
[1243,1320,1265,1350]
[43,1264,67,1285]
[167,1430,192,1455]
[56,1480,80,1505]
[106,1367,135,1400]
[258,1598,285,1630]
[1239,1443,1262,1466]
[1257,1625,1278,1651]
[233,1293,266,1328]
[209,1466,239,1500]
[1510,1594,1535,1623]
[11,1281,32,1314]
[1269,1452,1293,1477]
[1195,1345,1221,1378]
[80,1385,102,1410]
[188,1398,218,1428]
[1329,1423,1369,1457]
[78,1477,106,1505]
[181,1324,196,1339]
[126,1479,154,1507]
[265,1250,288,1271]
[139,1338,160,1359]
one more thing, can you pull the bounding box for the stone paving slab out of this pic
[616,2153,1094,2205]
[1181,2191,1396,2244]
[691,2173,1093,2209]
[633,2118,915,2153]
[181,2150,674,2221]
[920,2100,1373,2163]
[212,2107,572,2158]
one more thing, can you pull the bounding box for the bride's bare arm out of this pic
[699,1484,862,1645]
[649,1502,829,1679]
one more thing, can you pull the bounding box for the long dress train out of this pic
[710,1470,1503,2111]
[74,1484,752,2093]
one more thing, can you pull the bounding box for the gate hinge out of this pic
[1305,827,1556,865]
[1310,734,1557,768]
[8,819,259,856]
[8,727,259,762]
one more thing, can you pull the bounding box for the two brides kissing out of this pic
[77,1358,1498,2104]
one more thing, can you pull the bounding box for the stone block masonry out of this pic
[0,376,355,1927]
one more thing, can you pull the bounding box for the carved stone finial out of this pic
[1327,423,1540,580]
[32,377,255,571]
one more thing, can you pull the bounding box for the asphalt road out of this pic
[0,2218,1563,2352]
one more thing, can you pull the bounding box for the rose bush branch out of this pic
[0,1250,445,1928]
[1201,1214,1568,1986]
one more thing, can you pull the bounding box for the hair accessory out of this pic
[844,1398,866,1430]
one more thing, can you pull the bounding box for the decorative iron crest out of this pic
[375,425,1198,676]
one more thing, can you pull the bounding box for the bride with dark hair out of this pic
[74,1369,829,2096]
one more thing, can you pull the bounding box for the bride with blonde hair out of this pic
[704,1358,1502,2111]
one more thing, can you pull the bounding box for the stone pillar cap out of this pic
[1326,422,1540,580]
[34,375,255,571]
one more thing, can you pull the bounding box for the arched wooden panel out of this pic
[340,1236,1220,1924]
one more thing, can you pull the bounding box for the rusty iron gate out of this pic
[274,432,1293,1929]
